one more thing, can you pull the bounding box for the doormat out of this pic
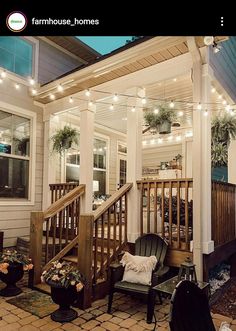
[7,291,58,318]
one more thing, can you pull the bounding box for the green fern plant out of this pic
[211,142,228,167]
[144,106,177,128]
[51,126,79,155]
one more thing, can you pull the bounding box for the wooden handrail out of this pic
[93,183,133,220]
[44,184,85,219]
[137,178,193,188]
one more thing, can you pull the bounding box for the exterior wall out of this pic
[37,39,83,85]
[0,80,43,247]
[142,143,182,169]
[209,37,236,102]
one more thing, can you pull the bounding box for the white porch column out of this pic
[80,104,95,213]
[42,114,57,210]
[188,38,214,281]
[228,139,236,184]
[127,88,143,242]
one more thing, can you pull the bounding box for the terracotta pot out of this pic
[49,283,78,322]
[0,263,24,297]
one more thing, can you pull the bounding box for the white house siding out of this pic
[37,39,83,85]
[0,79,43,247]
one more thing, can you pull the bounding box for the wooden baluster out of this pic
[119,197,122,246]
[50,185,54,204]
[65,205,69,244]
[169,181,173,246]
[45,220,49,263]
[124,193,128,243]
[140,182,143,235]
[107,209,111,268]
[30,212,44,285]
[101,214,105,277]
[147,182,150,233]
[161,182,165,238]
[94,220,98,284]
[154,182,157,233]
[113,202,117,259]
[52,215,56,257]
[177,181,180,248]
[185,181,189,246]
[59,210,63,251]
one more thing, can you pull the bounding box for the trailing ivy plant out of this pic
[51,125,79,155]
[211,114,236,167]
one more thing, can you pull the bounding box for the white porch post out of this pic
[80,104,95,213]
[127,88,143,242]
[189,37,214,281]
[228,140,236,184]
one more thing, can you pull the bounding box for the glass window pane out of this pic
[12,114,30,156]
[0,110,13,150]
[0,156,29,199]
[94,139,106,169]
[0,48,14,72]
[15,57,32,77]
[0,37,15,52]
[93,170,106,195]
[14,38,32,60]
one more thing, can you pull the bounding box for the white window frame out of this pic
[0,36,39,85]
[0,101,36,206]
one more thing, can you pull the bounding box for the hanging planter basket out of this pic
[159,121,171,134]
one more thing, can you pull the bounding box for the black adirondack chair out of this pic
[107,233,169,324]
[169,280,216,331]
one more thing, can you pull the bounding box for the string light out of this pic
[69,97,73,103]
[204,109,208,116]
[88,101,93,106]
[50,94,55,100]
[222,100,227,105]
[15,83,20,90]
[131,106,136,112]
[197,103,202,110]
[158,138,163,143]
[1,71,6,78]
[211,87,216,93]
[169,100,175,108]
[0,78,3,84]
[178,111,184,117]
[153,108,159,114]
[113,94,118,102]
[29,78,35,85]
[57,84,63,92]
[141,97,147,105]
[31,89,37,95]
[85,89,91,97]
[218,94,222,100]
[109,104,114,111]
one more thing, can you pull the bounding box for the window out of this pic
[0,37,33,77]
[66,137,107,195]
[0,109,30,199]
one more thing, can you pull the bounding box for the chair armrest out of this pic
[151,265,170,287]
[109,263,125,284]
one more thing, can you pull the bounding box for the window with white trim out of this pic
[0,109,30,199]
[0,37,33,77]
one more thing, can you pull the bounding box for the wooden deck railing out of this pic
[30,184,85,284]
[137,179,193,250]
[211,180,236,247]
[49,182,79,203]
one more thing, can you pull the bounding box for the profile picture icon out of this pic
[6,12,27,32]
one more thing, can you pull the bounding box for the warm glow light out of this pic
[1,71,6,78]
[122,117,127,121]
[226,105,231,111]
[142,140,147,145]
[15,83,20,90]
[89,101,93,106]
[218,94,222,100]
[109,104,114,111]
[141,98,147,105]
[29,78,35,85]
[158,138,163,143]
[131,106,136,112]
[222,100,227,105]
[113,94,118,102]
[204,109,208,116]
[211,87,216,93]
[197,103,202,110]
[85,89,91,97]
[57,84,63,92]
[154,108,159,114]
[69,97,73,103]
[50,94,55,100]
[173,78,177,82]
[0,78,3,84]
[169,101,175,108]
[31,89,37,95]
[178,111,184,117]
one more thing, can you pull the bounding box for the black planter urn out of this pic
[49,283,78,322]
[0,263,24,297]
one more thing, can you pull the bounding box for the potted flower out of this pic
[51,125,79,155]
[144,105,177,134]
[41,260,85,322]
[0,249,33,297]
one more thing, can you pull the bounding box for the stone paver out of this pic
[0,278,235,331]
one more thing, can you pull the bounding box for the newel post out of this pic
[29,211,44,286]
[77,214,94,309]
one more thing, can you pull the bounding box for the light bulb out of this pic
[50,94,55,100]
[15,83,20,90]
[85,89,91,97]
[29,78,35,85]
[222,100,227,105]
[226,105,230,111]
[211,87,216,93]
[218,94,222,100]
[178,111,184,117]
[109,104,114,111]
[204,36,214,46]
[57,84,63,92]
[153,108,159,114]
[89,101,93,106]
[204,109,208,116]
[113,94,118,102]
[158,138,163,143]
[0,78,3,84]
[69,97,73,103]
[122,117,127,121]
[1,71,6,78]
[131,106,136,112]
[141,98,147,105]
[169,101,175,108]
[142,140,147,145]
[197,103,202,110]
[31,89,37,95]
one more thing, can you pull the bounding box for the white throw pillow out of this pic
[120,252,157,286]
